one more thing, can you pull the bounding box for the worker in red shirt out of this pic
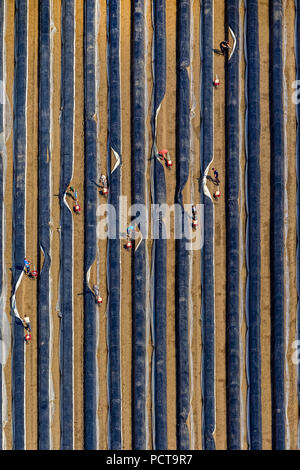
[30,269,38,280]
[74,201,81,214]
[213,75,220,87]
[213,189,221,200]
[159,149,173,169]
[24,332,31,344]
[93,285,103,304]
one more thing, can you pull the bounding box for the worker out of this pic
[213,75,220,87]
[100,174,107,186]
[93,285,103,304]
[220,40,231,55]
[24,316,31,332]
[212,167,220,184]
[99,174,109,196]
[24,258,30,275]
[74,201,81,214]
[68,185,75,193]
[24,332,31,344]
[159,149,172,168]
[30,269,38,280]
[213,189,221,200]
[158,149,168,161]
[127,224,135,238]
[192,218,198,229]
[125,237,133,250]
[192,205,198,229]
[74,190,78,201]
[165,156,173,168]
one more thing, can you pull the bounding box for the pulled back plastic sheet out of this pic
[38,0,51,449]
[225,0,240,450]
[269,0,285,449]
[175,0,190,450]
[11,0,27,449]
[200,0,215,450]
[131,0,147,450]
[83,0,97,450]
[59,0,75,449]
[107,0,122,450]
[244,0,262,450]
[151,0,167,450]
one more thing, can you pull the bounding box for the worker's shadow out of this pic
[213,49,223,55]
[66,191,76,200]
[197,175,203,193]
[91,179,101,189]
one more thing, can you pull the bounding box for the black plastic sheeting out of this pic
[151,161,167,450]
[295,0,300,447]
[200,0,215,450]
[107,0,122,450]
[0,0,4,450]
[131,0,147,450]
[11,0,27,450]
[83,0,98,450]
[151,0,167,450]
[269,0,285,449]
[59,0,75,450]
[244,0,262,450]
[175,0,190,450]
[225,0,240,450]
[38,0,51,449]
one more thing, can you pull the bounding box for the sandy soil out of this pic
[1,0,300,450]
[213,0,227,450]
[24,0,39,449]
[120,0,133,449]
[258,0,272,449]
[189,0,202,450]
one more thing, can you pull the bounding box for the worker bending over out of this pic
[220,40,231,55]
[159,149,173,168]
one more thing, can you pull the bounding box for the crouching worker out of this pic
[23,316,31,332]
[159,149,173,169]
[24,332,31,344]
[213,189,221,200]
[30,269,38,280]
[213,75,220,87]
[125,237,132,249]
[220,40,231,55]
[100,174,109,197]
[192,205,198,229]
[24,258,31,275]
[74,201,81,214]
[93,285,103,305]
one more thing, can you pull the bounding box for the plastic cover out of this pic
[225,0,240,450]
[175,0,190,450]
[244,0,262,450]
[269,0,285,449]
[37,0,51,449]
[59,0,75,450]
[200,0,216,450]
